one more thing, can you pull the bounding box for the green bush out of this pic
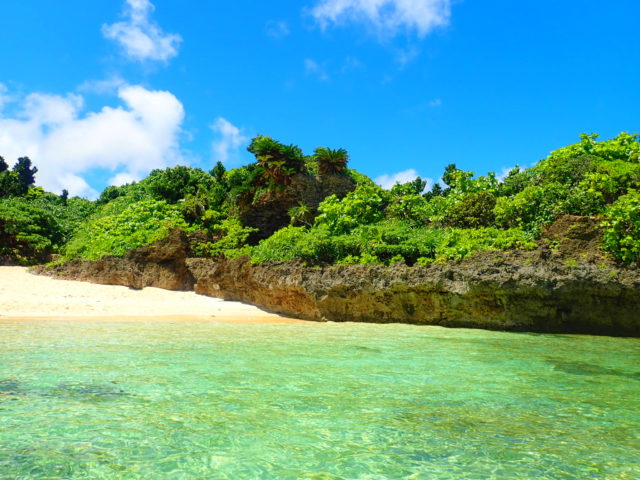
[435,228,536,261]
[0,194,96,264]
[386,193,429,226]
[579,161,640,204]
[144,166,215,204]
[250,220,448,266]
[497,167,532,197]
[494,182,568,233]
[193,218,257,258]
[445,191,497,228]
[65,198,187,260]
[351,221,445,265]
[315,184,388,234]
[0,197,63,263]
[601,190,640,264]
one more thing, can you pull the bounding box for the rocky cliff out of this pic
[40,221,640,337]
[237,173,356,242]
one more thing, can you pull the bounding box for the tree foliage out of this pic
[65,198,187,260]
[602,190,640,264]
[314,147,349,175]
[2,131,640,267]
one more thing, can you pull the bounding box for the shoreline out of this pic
[0,266,308,325]
[0,315,311,324]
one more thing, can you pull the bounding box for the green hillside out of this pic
[1,132,639,266]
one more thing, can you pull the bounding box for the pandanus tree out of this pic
[314,147,349,175]
[247,135,305,186]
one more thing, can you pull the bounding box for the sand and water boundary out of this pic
[0,266,309,324]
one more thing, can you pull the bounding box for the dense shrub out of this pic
[602,190,640,264]
[65,199,186,260]
[144,166,215,204]
[315,184,388,234]
[0,198,63,263]
[496,167,532,197]
[445,191,497,228]
[494,183,568,233]
[193,218,257,258]
[0,194,95,264]
[435,228,536,261]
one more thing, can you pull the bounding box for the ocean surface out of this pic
[0,320,639,479]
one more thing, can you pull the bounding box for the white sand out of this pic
[0,266,308,324]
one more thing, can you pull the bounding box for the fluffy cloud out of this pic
[0,84,185,197]
[211,117,249,165]
[311,0,451,37]
[102,0,182,62]
[375,168,432,190]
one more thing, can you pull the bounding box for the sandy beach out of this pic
[0,266,308,324]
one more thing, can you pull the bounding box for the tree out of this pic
[144,166,214,204]
[13,157,38,193]
[0,157,38,197]
[210,161,226,183]
[60,189,69,205]
[314,147,349,175]
[424,183,445,200]
[0,172,17,197]
[247,135,305,186]
[442,163,459,188]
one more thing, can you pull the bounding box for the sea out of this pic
[1,320,639,479]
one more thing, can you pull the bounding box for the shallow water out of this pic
[1,321,639,479]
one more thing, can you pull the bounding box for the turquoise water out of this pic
[1,321,639,479]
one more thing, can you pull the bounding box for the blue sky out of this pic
[0,0,638,197]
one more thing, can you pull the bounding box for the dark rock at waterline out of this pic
[38,217,640,336]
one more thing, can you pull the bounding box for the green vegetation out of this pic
[1,132,639,266]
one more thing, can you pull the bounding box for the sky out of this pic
[0,0,638,198]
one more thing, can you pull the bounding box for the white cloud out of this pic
[304,58,330,81]
[211,117,248,165]
[266,20,290,38]
[109,171,140,187]
[0,84,185,198]
[375,168,432,190]
[428,98,442,107]
[311,0,451,38]
[102,0,182,62]
[57,173,99,200]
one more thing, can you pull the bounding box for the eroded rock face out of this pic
[238,173,356,242]
[42,230,195,291]
[40,218,640,336]
[186,255,640,336]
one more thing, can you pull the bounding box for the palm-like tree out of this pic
[314,147,349,175]
[249,135,305,186]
